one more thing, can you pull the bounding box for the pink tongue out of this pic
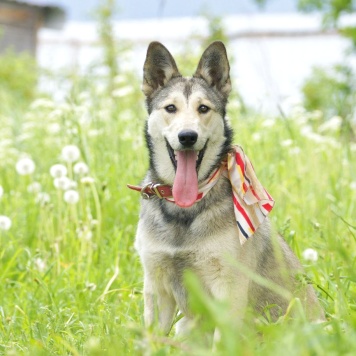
[173,151,198,208]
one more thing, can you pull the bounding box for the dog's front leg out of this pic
[144,278,177,335]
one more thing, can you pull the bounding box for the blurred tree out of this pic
[256,0,356,49]
[298,0,356,49]
[96,0,119,90]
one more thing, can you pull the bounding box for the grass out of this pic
[0,57,356,355]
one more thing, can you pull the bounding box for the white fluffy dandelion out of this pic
[64,190,79,204]
[73,162,89,175]
[61,145,80,163]
[50,164,67,178]
[302,248,318,262]
[27,182,42,193]
[34,258,46,273]
[81,176,95,185]
[36,192,51,205]
[16,158,35,175]
[0,215,12,231]
[54,176,72,190]
[281,139,293,147]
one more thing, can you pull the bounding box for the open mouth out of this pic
[165,139,207,171]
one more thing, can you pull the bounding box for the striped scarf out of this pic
[166,145,274,245]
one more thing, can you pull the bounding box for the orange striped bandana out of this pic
[226,145,274,245]
[165,145,274,245]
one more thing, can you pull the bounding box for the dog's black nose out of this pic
[178,130,198,147]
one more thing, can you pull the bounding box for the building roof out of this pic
[2,0,65,29]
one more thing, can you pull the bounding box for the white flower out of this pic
[16,158,35,175]
[262,119,275,128]
[302,248,318,262]
[36,192,50,205]
[50,164,67,178]
[27,182,42,193]
[0,215,11,231]
[54,176,72,190]
[252,133,261,141]
[281,139,293,147]
[74,162,89,175]
[34,258,46,273]
[0,185,3,198]
[81,176,95,185]
[64,190,79,204]
[289,147,301,155]
[111,86,133,97]
[47,123,61,134]
[85,282,97,291]
[30,98,54,109]
[61,145,80,163]
[77,226,93,240]
[318,116,342,133]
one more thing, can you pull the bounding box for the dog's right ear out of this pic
[142,42,181,97]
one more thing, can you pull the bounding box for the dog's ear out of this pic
[194,41,231,98]
[142,42,181,97]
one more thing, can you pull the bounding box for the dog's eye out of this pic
[198,105,210,114]
[165,104,177,113]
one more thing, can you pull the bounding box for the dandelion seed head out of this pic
[50,164,67,178]
[16,157,35,175]
[281,139,293,147]
[289,147,301,155]
[262,119,275,128]
[302,248,318,262]
[74,162,89,175]
[81,176,95,185]
[47,123,61,134]
[0,215,11,231]
[77,226,93,240]
[34,258,46,273]
[111,86,134,98]
[36,192,50,205]
[54,176,72,190]
[252,133,261,141]
[61,145,80,163]
[85,282,97,291]
[64,190,79,204]
[27,182,42,193]
[318,116,342,133]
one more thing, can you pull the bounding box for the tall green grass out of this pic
[0,60,356,355]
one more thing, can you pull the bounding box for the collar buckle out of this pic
[152,183,165,199]
[140,182,153,199]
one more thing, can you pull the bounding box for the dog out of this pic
[129,41,324,336]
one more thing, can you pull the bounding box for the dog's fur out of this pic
[134,41,324,335]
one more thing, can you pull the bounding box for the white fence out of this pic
[38,14,354,112]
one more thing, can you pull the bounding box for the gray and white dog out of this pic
[132,41,324,335]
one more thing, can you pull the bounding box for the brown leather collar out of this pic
[127,182,173,200]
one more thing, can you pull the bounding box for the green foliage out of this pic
[1,60,356,353]
[0,7,356,355]
[298,0,356,49]
[301,64,356,138]
[0,51,38,112]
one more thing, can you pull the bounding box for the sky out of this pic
[51,0,298,21]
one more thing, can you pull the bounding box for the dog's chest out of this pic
[136,200,241,286]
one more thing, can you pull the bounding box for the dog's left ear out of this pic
[142,41,181,97]
[194,41,231,98]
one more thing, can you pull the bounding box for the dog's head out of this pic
[142,41,233,208]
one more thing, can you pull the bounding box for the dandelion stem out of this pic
[90,182,102,261]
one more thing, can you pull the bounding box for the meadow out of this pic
[0,47,356,355]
